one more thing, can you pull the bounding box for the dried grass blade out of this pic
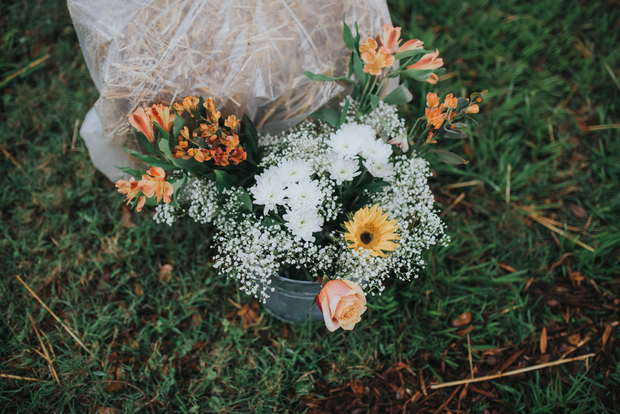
[16,275,95,359]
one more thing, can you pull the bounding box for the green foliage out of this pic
[0,0,619,412]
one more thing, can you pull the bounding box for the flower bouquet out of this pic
[114,17,486,331]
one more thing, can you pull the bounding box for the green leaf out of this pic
[169,173,187,208]
[342,14,355,51]
[210,169,234,191]
[121,141,176,170]
[117,166,146,178]
[242,114,259,160]
[376,113,394,135]
[399,69,435,82]
[352,52,368,89]
[353,21,361,49]
[172,107,185,139]
[133,128,159,156]
[456,97,470,112]
[153,122,170,140]
[382,84,413,106]
[337,99,350,129]
[369,94,380,111]
[444,129,468,139]
[427,149,469,165]
[157,136,175,162]
[394,48,428,60]
[310,108,341,127]
[357,180,390,193]
[239,188,253,212]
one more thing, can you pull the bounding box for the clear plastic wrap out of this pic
[68,0,393,181]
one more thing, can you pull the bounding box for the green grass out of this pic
[1,0,619,412]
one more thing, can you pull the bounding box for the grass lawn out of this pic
[1,0,619,412]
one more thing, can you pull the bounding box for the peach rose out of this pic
[317,279,367,332]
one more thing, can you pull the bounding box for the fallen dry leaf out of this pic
[602,324,613,349]
[451,312,472,327]
[351,378,364,396]
[159,263,173,282]
[134,284,143,296]
[569,203,588,218]
[498,262,517,273]
[457,324,474,337]
[576,118,590,133]
[568,333,581,346]
[540,327,548,354]
[98,408,120,414]
[104,381,124,393]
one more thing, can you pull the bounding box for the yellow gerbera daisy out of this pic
[344,204,400,257]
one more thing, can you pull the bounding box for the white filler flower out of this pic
[326,123,376,159]
[283,208,324,242]
[327,152,361,185]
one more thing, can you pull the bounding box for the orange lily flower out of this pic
[359,38,377,54]
[146,104,175,133]
[128,107,155,144]
[224,115,239,131]
[187,148,205,163]
[380,24,402,54]
[396,39,424,54]
[230,147,247,165]
[406,49,444,70]
[443,93,458,109]
[203,97,215,114]
[116,176,142,204]
[426,92,440,108]
[138,167,173,204]
[425,73,439,84]
[361,46,395,75]
[465,104,479,114]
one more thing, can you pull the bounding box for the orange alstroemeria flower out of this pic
[443,93,458,109]
[406,49,444,71]
[213,147,229,167]
[230,147,247,165]
[359,38,377,54]
[380,24,402,54]
[224,115,239,131]
[146,104,175,133]
[187,148,205,163]
[361,46,395,76]
[128,107,155,144]
[466,104,480,114]
[179,126,190,141]
[203,97,215,114]
[173,141,191,159]
[136,196,146,212]
[138,167,173,204]
[116,176,142,204]
[396,39,424,54]
[427,92,440,109]
[209,110,221,124]
[425,73,439,84]
[223,134,239,149]
[200,123,217,138]
[425,107,445,130]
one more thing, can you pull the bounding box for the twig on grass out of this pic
[605,64,620,92]
[441,192,465,217]
[506,164,511,205]
[16,275,95,359]
[0,55,50,88]
[521,207,595,252]
[1,373,47,382]
[588,124,620,131]
[28,314,60,384]
[561,82,579,107]
[71,118,80,151]
[443,180,483,189]
[467,333,474,379]
[430,353,595,389]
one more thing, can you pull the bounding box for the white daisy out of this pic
[326,123,376,159]
[363,159,395,181]
[283,208,324,242]
[360,138,393,165]
[250,179,287,215]
[285,179,324,210]
[276,158,313,184]
[327,152,361,185]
